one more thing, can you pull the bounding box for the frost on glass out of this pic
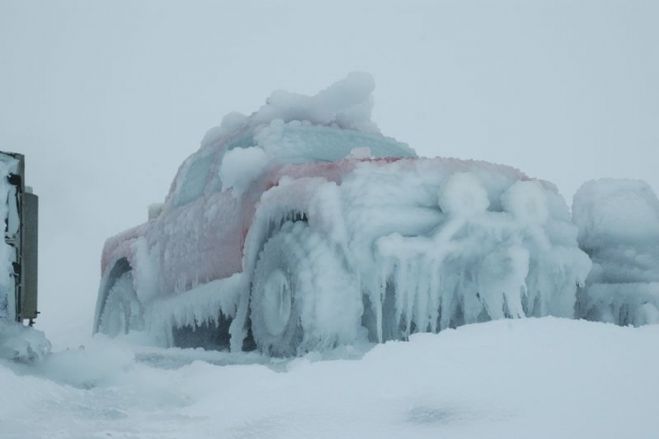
[254,121,415,164]
[173,152,214,207]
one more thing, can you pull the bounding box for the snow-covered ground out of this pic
[1,318,658,439]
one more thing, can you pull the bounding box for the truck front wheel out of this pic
[250,221,362,356]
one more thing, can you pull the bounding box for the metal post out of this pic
[22,190,38,323]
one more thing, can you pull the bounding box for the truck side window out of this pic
[174,153,214,207]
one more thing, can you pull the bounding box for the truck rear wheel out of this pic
[97,270,144,336]
[250,221,362,356]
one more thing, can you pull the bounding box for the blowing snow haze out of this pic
[1,2,659,438]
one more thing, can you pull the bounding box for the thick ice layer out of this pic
[0,156,18,320]
[195,72,414,194]
[100,73,597,355]
[146,273,245,347]
[201,72,381,150]
[164,73,415,230]
[252,71,379,133]
[573,179,659,325]
[224,155,592,353]
[574,179,659,249]
[337,161,591,343]
[578,282,659,326]
[148,155,592,353]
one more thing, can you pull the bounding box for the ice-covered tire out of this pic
[250,221,362,356]
[97,270,144,336]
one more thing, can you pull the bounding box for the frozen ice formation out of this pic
[341,162,591,343]
[96,72,655,356]
[574,179,659,325]
[0,319,51,362]
[201,71,381,150]
[0,155,19,321]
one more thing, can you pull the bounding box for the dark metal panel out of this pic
[21,192,38,320]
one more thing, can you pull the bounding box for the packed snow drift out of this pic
[0,319,50,362]
[2,318,659,439]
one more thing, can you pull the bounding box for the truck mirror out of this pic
[148,202,164,221]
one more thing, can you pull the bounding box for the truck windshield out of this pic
[264,125,416,163]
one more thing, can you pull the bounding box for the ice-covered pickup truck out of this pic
[94,73,592,356]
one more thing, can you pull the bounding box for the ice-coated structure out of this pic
[95,72,592,356]
[0,155,18,320]
[574,179,659,325]
[0,155,50,362]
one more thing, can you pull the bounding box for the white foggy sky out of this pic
[1,0,657,345]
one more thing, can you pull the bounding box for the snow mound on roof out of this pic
[253,71,378,133]
[573,179,659,325]
[197,73,414,195]
[202,72,379,148]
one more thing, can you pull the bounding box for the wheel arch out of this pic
[229,177,350,351]
[242,177,348,277]
[93,257,133,334]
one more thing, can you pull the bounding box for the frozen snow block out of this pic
[0,320,51,363]
[574,179,659,325]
